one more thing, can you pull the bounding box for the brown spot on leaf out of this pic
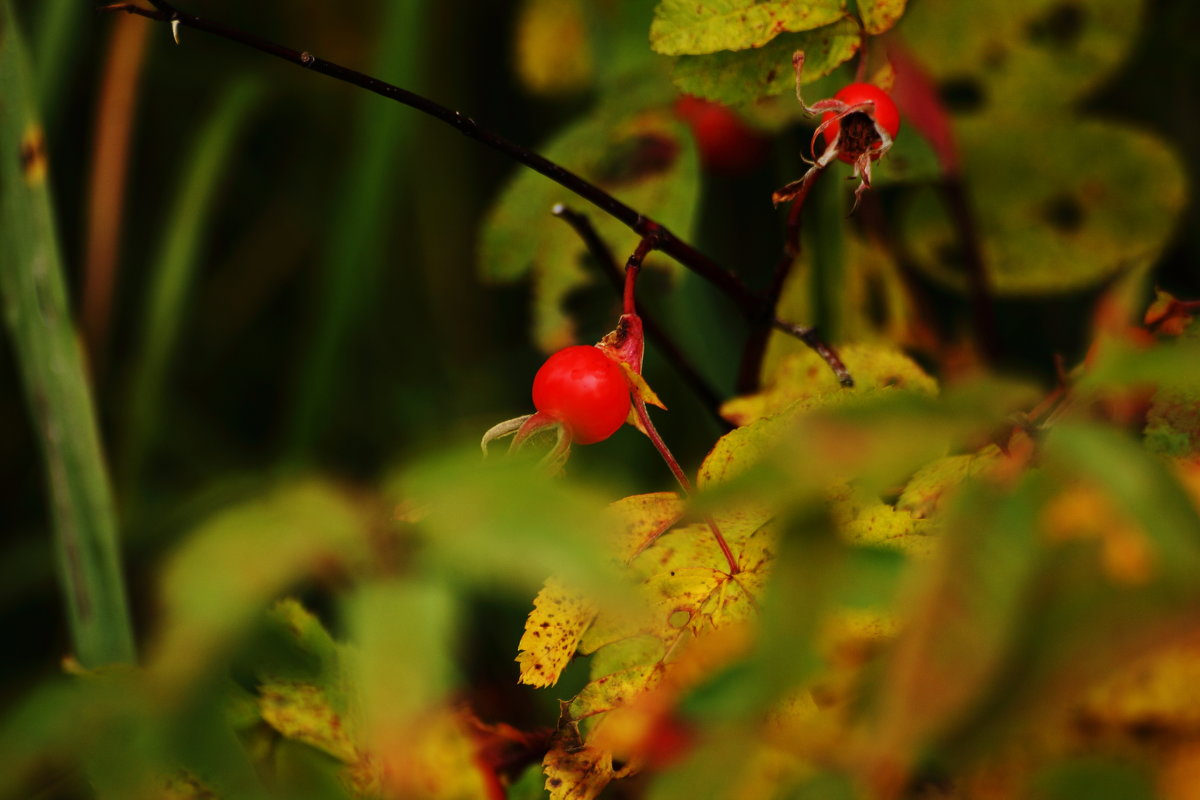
[1026,2,1087,49]
[593,133,679,187]
[1042,193,1085,233]
[938,76,986,113]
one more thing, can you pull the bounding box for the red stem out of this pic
[632,396,739,575]
[624,234,658,316]
[552,205,731,429]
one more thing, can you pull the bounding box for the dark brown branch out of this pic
[771,320,852,387]
[553,205,731,429]
[940,177,1001,362]
[106,0,853,389]
[105,0,757,311]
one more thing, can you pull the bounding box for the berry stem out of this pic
[624,233,659,317]
[632,396,739,575]
[551,206,732,430]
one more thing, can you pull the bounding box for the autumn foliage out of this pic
[2,1,1199,800]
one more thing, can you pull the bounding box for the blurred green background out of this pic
[1,0,1198,755]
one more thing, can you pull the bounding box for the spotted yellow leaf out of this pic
[517,578,597,688]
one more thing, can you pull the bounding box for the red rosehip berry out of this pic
[532,345,631,445]
[820,82,901,165]
[674,95,770,175]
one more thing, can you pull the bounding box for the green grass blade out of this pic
[120,80,261,493]
[30,0,83,122]
[0,1,134,667]
[285,0,429,460]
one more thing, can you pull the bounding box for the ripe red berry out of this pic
[674,95,770,175]
[532,346,631,445]
[820,83,901,164]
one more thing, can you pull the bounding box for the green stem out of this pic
[0,1,134,667]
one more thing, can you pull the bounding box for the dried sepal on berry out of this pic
[772,50,900,211]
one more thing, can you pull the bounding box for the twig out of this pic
[940,176,1001,361]
[105,0,853,388]
[771,319,853,386]
[552,205,730,428]
[104,0,757,310]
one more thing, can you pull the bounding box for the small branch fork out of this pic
[552,206,731,429]
[735,168,855,393]
[101,0,852,391]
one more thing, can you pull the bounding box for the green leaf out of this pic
[670,18,860,105]
[479,100,699,350]
[242,599,347,707]
[0,0,134,667]
[650,0,847,56]
[346,578,461,727]
[1142,324,1200,457]
[149,480,369,690]
[399,450,623,598]
[902,118,1186,294]
[1043,424,1200,583]
[1033,759,1156,800]
[896,0,1143,114]
[866,477,1047,775]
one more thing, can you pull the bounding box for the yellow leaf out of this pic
[259,681,358,763]
[544,743,613,800]
[515,0,593,96]
[859,0,909,35]
[828,483,932,557]
[517,578,597,688]
[570,521,773,729]
[721,343,937,427]
[368,708,494,800]
[1080,634,1200,732]
[1042,483,1154,585]
[609,492,686,564]
[897,447,1003,519]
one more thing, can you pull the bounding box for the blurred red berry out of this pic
[674,95,770,175]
